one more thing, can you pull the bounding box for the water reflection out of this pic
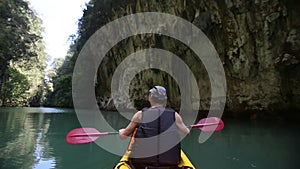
[0,108,299,169]
[32,121,56,169]
[0,109,56,169]
[0,108,121,169]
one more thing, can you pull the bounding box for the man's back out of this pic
[130,107,181,166]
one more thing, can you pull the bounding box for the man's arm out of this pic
[175,112,190,136]
[119,111,142,139]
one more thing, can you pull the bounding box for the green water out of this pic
[0,107,299,169]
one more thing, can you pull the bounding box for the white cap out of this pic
[149,86,167,101]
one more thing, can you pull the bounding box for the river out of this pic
[0,107,299,169]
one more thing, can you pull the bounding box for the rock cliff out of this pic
[85,0,299,117]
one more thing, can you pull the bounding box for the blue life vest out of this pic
[130,107,181,166]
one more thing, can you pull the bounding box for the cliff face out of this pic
[91,0,299,115]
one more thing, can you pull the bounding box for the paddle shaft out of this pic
[190,122,220,128]
[70,131,119,137]
[66,117,224,144]
[69,121,221,137]
[70,122,219,137]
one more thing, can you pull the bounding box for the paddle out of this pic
[66,117,224,144]
[66,128,119,144]
[189,117,224,132]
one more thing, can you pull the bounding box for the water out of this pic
[0,107,299,169]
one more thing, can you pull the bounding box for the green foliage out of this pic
[45,0,108,107]
[0,0,47,107]
[2,67,29,106]
[45,0,135,107]
[54,74,73,107]
[0,0,40,61]
[44,57,73,107]
[45,73,73,108]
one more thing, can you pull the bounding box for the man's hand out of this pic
[119,128,128,140]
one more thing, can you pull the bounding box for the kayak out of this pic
[114,149,196,169]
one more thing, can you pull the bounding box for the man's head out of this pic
[149,86,167,105]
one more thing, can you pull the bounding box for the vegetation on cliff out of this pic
[48,0,299,116]
[2,0,297,118]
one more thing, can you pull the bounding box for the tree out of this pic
[0,0,46,106]
[0,0,42,102]
[1,67,29,106]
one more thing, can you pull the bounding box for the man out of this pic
[119,86,190,168]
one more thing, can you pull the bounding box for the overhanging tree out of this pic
[0,0,44,104]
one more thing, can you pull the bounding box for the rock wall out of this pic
[93,0,299,116]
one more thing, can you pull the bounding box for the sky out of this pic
[28,0,90,59]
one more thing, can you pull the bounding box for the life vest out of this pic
[130,107,181,166]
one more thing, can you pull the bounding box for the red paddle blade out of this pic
[66,128,102,144]
[192,117,224,132]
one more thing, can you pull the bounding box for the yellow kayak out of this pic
[114,149,196,169]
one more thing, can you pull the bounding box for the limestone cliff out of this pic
[84,0,299,116]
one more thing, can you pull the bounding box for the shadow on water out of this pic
[0,108,299,169]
